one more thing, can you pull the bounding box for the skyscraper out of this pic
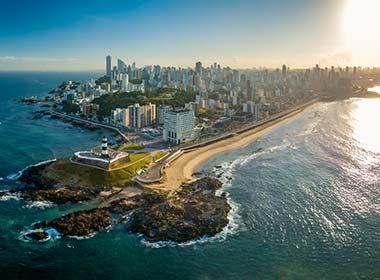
[106,55,112,77]
[282,64,287,78]
[117,59,126,72]
[195,61,202,75]
[163,109,195,145]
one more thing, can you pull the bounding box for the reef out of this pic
[26,177,230,243]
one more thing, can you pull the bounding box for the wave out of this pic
[141,153,252,249]
[0,191,20,202]
[23,200,54,209]
[68,232,97,240]
[144,144,292,248]
[6,158,56,181]
[19,227,61,243]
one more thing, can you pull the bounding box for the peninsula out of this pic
[5,57,380,244]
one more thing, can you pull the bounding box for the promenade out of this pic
[138,98,319,185]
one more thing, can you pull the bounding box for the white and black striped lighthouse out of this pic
[101,136,108,158]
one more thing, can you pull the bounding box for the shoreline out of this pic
[163,102,318,191]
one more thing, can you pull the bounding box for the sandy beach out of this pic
[163,103,316,191]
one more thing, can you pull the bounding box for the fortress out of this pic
[72,136,130,170]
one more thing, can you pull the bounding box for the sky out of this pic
[0,0,377,71]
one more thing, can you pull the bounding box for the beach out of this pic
[164,104,315,191]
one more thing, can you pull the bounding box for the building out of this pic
[157,105,172,125]
[163,109,195,145]
[106,55,112,77]
[128,103,156,128]
[117,59,126,72]
[72,137,129,171]
[121,73,129,92]
[81,103,99,117]
[242,101,260,121]
[111,108,129,127]
[195,61,202,75]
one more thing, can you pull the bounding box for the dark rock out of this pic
[26,177,230,243]
[128,177,231,243]
[20,185,112,204]
[43,208,111,236]
[14,162,114,204]
[18,162,56,188]
[24,230,49,241]
[108,193,165,214]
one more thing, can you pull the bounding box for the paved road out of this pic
[50,110,131,142]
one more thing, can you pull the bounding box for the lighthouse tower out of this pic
[101,136,108,158]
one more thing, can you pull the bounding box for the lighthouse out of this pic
[101,136,108,158]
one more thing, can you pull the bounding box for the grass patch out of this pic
[44,153,152,187]
[117,143,144,151]
[153,151,167,161]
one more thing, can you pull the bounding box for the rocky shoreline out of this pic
[2,163,231,243]
[1,162,118,204]
[33,177,229,243]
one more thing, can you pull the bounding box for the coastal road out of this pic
[50,110,131,142]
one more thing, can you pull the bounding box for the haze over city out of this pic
[1,0,379,71]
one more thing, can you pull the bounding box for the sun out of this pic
[342,0,380,66]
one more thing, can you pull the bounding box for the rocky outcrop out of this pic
[1,162,121,204]
[19,162,57,189]
[108,193,165,214]
[29,178,231,243]
[24,230,49,242]
[35,208,111,237]
[23,185,115,204]
[128,177,231,242]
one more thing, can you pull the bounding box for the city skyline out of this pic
[1,0,379,71]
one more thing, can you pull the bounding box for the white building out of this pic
[242,101,260,121]
[111,108,129,127]
[163,109,195,145]
[157,105,172,125]
[127,81,145,92]
[121,73,129,92]
[128,103,156,128]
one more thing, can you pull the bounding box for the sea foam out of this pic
[0,191,20,202]
[23,200,54,209]
[143,143,292,248]
[6,158,56,181]
[19,227,61,243]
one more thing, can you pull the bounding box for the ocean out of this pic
[0,72,380,279]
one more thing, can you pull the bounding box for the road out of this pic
[50,110,131,142]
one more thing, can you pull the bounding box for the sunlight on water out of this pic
[351,99,380,154]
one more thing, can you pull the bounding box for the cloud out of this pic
[0,56,78,63]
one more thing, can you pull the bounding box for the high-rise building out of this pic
[128,103,156,128]
[157,105,172,125]
[111,108,129,127]
[121,73,129,92]
[246,80,252,101]
[252,103,260,121]
[106,55,112,77]
[163,109,195,145]
[195,61,202,75]
[117,59,126,72]
[282,64,287,78]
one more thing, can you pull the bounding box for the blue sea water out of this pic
[0,72,380,279]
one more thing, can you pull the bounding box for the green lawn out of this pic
[117,143,144,151]
[153,151,167,161]
[44,153,152,187]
